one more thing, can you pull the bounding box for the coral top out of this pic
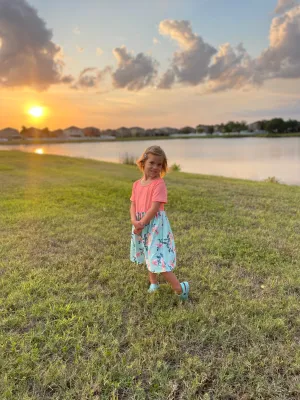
[130,178,167,213]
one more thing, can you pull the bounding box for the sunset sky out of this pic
[1,0,300,130]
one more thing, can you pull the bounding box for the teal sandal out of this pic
[179,281,189,300]
[148,283,160,293]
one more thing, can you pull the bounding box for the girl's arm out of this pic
[139,202,161,226]
[130,201,136,225]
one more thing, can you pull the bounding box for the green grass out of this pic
[119,152,137,166]
[1,151,300,399]
[169,163,182,172]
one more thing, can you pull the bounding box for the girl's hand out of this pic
[133,221,144,235]
[137,221,145,230]
[133,221,145,230]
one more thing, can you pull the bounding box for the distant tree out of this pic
[224,120,247,133]
[196,126,204,133]
[237,121,247,132]
[224,121,235,133]
[207,126,214,134]
[218,123,225,133]
[180,126,196,134]
[285,119,299,133]
[260,120,268,131]
[265,118,285,133]
[20,126,27,135]
[42,128,50,138]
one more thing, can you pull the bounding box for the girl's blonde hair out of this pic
[136,145,168,177]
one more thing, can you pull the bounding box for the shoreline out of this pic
[2,149,299,187]
[1,132,300,146]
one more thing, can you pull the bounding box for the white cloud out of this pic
[158,20,217,87]
[111,46,158,91]
[157,69,176,89]
[257,5,300,79]
[72,66,112,89]
[0,0,72,89]
[206,43,260,93]
[158,6,300,93]
[274,0,297,14]
[2,0,300,95]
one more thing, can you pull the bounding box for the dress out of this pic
[130,178,176,273]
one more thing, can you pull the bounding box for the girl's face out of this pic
[144,153,163,179]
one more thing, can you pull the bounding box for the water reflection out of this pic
[1,137,300,185]
[34,148,44,154]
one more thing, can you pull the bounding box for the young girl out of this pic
[130,145,189,300]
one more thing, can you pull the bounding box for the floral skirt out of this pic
[130,211,176,273]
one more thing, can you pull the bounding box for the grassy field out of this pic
[1,151,300,399]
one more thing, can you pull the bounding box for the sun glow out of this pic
[28,106,44,118]
[34,148,44,155]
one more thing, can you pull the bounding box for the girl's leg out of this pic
[148,271,159,284]
[161,272,182,294]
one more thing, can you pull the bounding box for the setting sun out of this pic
[28,106,44,118]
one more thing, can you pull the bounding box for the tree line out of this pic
[259,118,300,133]
[194,118,300,134]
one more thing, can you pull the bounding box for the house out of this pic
[20,127,44,138]
[248,121,263,132]
[179,126,196,134]
[0,128,21,140]
[116,127,131,137]
[129,127,145,137]
[146,128,171,136]
[83,127,101,137]
[50,129,64,138]
[144,129,155,136]
[214,125,223,133]
[159,127,178,135]
[196,124,211,133]
[156,129,169,136]
[101,129,116,137]
[63,126,84,138]
[40,128,51,137]
[145,128,169,136]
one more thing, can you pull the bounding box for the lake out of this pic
[1,137,300,185]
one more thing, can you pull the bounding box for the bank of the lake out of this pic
[1,132,300,146]
[1,136,300,185]
[1,151,300,399]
